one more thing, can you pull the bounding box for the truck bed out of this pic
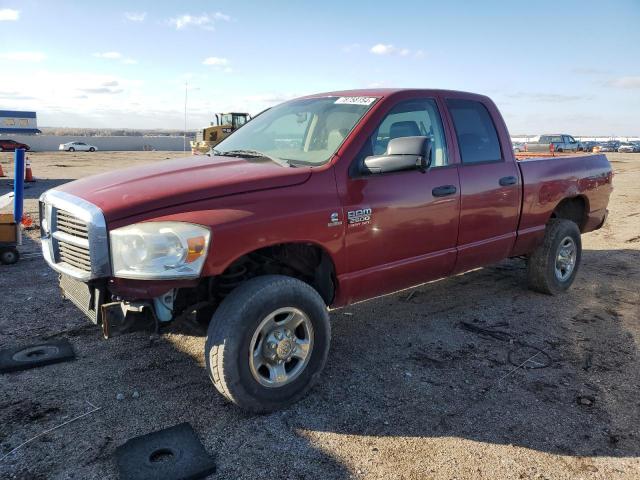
[511,153,612,255]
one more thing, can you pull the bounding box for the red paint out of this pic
[56,89,613,306]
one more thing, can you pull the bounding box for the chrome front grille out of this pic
[56,210,91,272]
[40,190,111,281]
[56,210,89,239]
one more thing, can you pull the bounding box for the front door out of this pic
[341,98,460,303]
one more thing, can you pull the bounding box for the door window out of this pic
[447,99,502,164]
[361,99,448,169]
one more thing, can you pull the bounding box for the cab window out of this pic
[446,99,502,164]
[359,98,448,170]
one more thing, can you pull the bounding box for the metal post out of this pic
[183,81,188,152]
[14,148,25,223]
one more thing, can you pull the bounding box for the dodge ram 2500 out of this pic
[40,89,612,412]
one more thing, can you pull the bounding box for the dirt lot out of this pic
[1,151,639,479]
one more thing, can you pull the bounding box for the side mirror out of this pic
[364,136,432,174]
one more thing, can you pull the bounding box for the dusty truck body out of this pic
[40,89,612,412]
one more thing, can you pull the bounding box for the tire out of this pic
[527,219,581,295]
[0,247,19,265]
[89,147,95,152]
[205,275,330,413]
[68,147,75,152]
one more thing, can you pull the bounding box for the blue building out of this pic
[0,110,41,135]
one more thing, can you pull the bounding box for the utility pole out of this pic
[183,81,188,152]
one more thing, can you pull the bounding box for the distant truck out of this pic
[39,89,612,412]
[526,134,580,153]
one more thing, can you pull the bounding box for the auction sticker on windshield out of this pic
[334,97,377,105]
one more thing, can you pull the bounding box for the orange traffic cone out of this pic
[24,158,35,182]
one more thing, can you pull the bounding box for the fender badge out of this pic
[327,212,342,227]
[347,208,372,227]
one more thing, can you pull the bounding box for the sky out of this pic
[0,0,639,135]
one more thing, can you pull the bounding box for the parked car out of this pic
[39,88,613,412]
[617,143,639,153]
[579,141,599,153]
[594,142,619,153]
[0,139,30,152]
[526,134,580,153]
[512,141,526,153]
[59,141,98,152]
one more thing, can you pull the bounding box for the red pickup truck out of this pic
[39,89,612,412]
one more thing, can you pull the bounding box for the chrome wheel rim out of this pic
[555,236,577,282]
[249,307,314,388]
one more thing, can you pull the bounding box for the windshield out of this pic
[214,96,378,166]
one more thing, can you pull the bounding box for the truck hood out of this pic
[56,155,311,222]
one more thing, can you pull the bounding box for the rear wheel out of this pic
[205,275,330,413]
[527,219,581,295]
[0,247,19,265]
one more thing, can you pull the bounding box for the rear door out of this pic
[444,98,521,273]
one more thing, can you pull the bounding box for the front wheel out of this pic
[68,147,75,152]
[205,275,330,413]
[527,219,581,295]
[89,147,95,152]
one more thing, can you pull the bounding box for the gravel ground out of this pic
[0,151,639,479]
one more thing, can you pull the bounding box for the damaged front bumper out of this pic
[59,274,174,338]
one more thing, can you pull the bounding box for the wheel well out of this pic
[216,243,336,305]
[550,196,588,231]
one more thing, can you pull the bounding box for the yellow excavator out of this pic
[190,112,251,154]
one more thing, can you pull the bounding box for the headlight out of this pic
[110,222,210,279]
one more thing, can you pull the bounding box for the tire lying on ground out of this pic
[527,218,582,295]
[205,274,331,413]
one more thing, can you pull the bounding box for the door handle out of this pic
[432,185,457,197]
[499,176,518,186]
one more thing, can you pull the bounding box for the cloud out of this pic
[0,8,19,21]
[607,76,640,89]
[506,92,588,102]
[124,12,146,22]
[370,44,394,55]
[78,87,124,95]
[168,12,231,30]
[202,57,229,66]
[0,51,46,62]
[370,44,423,57]
[571,67,608,75]
[342,43,360,53]
[93,52,138,65]
[93,51,122,59]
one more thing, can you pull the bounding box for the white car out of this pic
[59,141,98,152]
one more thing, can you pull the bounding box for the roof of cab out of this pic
[301,88,489,100]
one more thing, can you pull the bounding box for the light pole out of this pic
[183,81,188,152]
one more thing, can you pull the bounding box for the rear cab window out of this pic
[446,99,502,164]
